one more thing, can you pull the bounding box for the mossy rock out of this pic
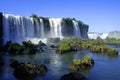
[89,45,118,56]
[10,60,48,80]
[69,55,94,71]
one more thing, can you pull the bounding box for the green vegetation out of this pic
[61,18,73,26]
[56,37,119,56]
[56,37,90,54]
[90,44,118,56]
[69,55,94,71]
[57,41,72,53]
[5,41,24,54]
[30,14,50,36]
[22,40,36,54]
[89,37,120,45]
[10,60,47,80]
[30,14,41,26]
[4,41,35,54]
[0,40,46,54]
[104,37,120,44]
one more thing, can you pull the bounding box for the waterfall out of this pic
[73,20,81,38]
[49,18,63,38]
[40,19,44,38]
[2,13,88,44]
[3,14,35,44]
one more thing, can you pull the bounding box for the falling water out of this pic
[40,18,44,38]
[73,20,81,38]
[2,13,87,44]
[49,18,63,38]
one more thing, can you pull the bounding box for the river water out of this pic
[0,46,120,80]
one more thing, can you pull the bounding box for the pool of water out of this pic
[0,47,120,80]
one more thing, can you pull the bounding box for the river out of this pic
[0,46,120,80]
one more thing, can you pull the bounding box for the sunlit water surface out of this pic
[0,46,120,80]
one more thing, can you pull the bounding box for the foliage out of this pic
[104,37,120,44]
[10,60,48,80]
[5,41,24,54]
[56,38,91,54]
[22,40,36,54]
[73,55,94,66]
[89,44,118,56]
[61,18,73,26]
[3,40,36,54]
[58,41,72,53]
[69,55,94,71]
[57,37,119,56]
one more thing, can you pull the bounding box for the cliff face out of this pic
[0,13,3,45]
[80,25,89,38]
[1,13,89,44]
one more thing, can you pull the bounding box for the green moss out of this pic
[89,44,118,56]
[56,38,91,54]
[58,41,72,52]
[10,60,48,79]
[22,40,36,54]
[5,41,24,54]
[4,40,36,54]
[69,55,94,71]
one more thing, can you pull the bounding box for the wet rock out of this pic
[10,60,47,80]
[60,72,86,80]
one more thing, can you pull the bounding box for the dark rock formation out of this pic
[10,60,48,80]
[80,25,89,39]
[0,12,3,46]
[60,72,86,80]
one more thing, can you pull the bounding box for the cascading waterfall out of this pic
[3,14,35,44]
[2,13,88,44]
[40,19,44,38]
[73,20,81,38]
[49,18,63,38]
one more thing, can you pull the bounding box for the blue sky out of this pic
[0,0,120,33]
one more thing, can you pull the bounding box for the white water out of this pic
[73,20,81,38]
[49,18,63,38]
[40,19,44,38]
[2,14,83,44]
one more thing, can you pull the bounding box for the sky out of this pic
[0,0,120,33]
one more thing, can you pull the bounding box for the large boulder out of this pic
[60,72,86,80]
[10,60,48,80]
